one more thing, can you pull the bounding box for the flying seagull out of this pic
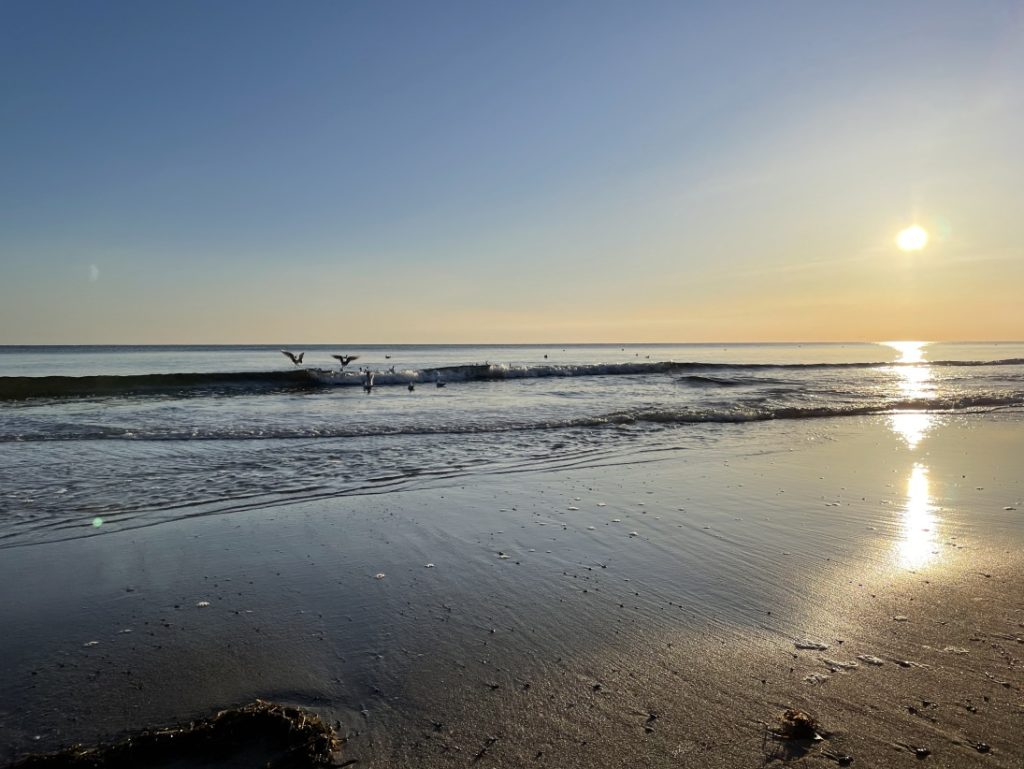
[332,354,359,369]
[280,350,304,365]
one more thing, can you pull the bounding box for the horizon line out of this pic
[2,339,1021,348]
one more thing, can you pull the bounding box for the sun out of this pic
[896,225,929,251]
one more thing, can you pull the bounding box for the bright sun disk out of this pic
[896,225,929,251]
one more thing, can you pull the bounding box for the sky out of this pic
[1,1,1022,344]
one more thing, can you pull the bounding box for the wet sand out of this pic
[1,414,1022,767]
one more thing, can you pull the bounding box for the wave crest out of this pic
[3,357,1023,400]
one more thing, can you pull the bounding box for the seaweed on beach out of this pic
[10,700,342,768]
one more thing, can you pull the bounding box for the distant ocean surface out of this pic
[2,342,1022,548]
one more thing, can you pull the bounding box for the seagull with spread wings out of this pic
[332,354,359,370]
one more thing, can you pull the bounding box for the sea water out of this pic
[1,342,1022,547]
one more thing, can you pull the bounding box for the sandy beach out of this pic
[1,412,1021,767]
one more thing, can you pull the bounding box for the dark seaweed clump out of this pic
[10,700,341,768]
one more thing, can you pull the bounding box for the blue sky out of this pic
[2,1,1022,342]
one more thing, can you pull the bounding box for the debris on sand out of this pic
[856,654,884,666]
[893,659,929,669]
[10,699,341,768]
[775,708,823,741]
[821,658,859,672]
[794,639,829,651]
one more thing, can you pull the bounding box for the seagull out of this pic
[280,350,304,365]
[363,371,375,393]
[332,354,359,369]
[436,379,446,388]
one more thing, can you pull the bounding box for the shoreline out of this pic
[2,414,1022,767]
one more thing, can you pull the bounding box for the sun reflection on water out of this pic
[896,463,939,570]
[883,340,936,449]
[889,413,933,450]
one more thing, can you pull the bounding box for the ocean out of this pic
[2,342,1022,549]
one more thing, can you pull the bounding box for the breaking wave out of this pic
[3,358,1024,401]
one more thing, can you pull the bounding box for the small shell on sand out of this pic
[857,654,884,666]
[374,573,386,579]
[424,563,434,568]
[83,641,99,647]
[196,601,210,608]
[567,506,580,511]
